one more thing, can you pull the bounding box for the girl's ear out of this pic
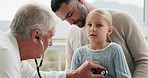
[108,26,113,35]
[106,26,113,43]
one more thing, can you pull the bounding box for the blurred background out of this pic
[0,0,148,71]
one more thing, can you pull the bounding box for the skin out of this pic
[55,1,88,28]
[17,28,55,60]
[85,11,112,50]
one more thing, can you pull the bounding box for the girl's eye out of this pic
[96,24,103,28]
[86,23,92,27]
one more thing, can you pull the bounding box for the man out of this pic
[51,0,148,78]
[0,3,105,78]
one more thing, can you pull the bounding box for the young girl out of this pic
[70,9,131,78]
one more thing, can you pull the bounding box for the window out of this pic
[144,0,148,26]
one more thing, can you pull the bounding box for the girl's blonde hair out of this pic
[88,9,112,26]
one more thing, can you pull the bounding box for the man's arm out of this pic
[124,12,148,78]
[65,32,74,71]
[65,26,81,71]
[109,9,148,78]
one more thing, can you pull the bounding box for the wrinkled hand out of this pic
[67,60,106,78]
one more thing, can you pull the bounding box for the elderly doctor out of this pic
[0,2,105,78]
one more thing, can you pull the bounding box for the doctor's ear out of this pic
[35,36,39,41]
[32,29,41,42]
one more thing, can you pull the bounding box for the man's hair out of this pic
[10,3,55,39]
[51,0,72,12]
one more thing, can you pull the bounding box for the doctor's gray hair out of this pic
[10,3,55,39]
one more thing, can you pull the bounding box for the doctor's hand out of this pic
[67,60,106,78]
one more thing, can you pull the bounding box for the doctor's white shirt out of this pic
[0,30,66,78]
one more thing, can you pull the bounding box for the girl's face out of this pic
[85,12,112,43]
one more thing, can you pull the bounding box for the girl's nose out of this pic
[90,26,96,31]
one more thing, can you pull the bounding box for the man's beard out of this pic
[73,19,85,28]
[76,4,88,28]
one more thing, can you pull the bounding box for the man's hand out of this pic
[67,60,106,78]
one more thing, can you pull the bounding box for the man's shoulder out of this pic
[96,8,132,20]
[105,8,128,14]
[106,9,132,19]
[101,8,135,29]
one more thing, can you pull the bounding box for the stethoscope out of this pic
[35,39,44,78]
[91,68,108,77]
[34,39,109,78]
